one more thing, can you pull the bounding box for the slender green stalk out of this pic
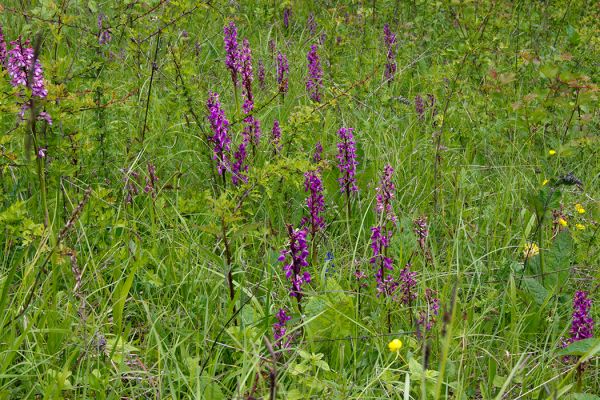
[35,154,49,228]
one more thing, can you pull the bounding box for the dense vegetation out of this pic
[0,0,598,398]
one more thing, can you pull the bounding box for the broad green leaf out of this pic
[521,277,549,305]
[565,395,600,400]
[543,231,574,289]
[559,338,600,356]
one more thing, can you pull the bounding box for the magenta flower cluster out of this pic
[283,8,291,29]
[376,164,397,225]
[224,21,241,86]
[383,24,397,81]
[231,138,248,186]
[417,288,440,334]
[415,95,425,120]
[8,38,48,98]
[97,14,112,45]
[206,91,231,175]
[303,170,326,235]
[336,127,359,194]
[122,168,140,205]
[257,59,265,89]
[240,38,254,114]
[273,308,292,348]
[306,44,323,102]
[223,29,260,186]
[0,25,6,66]
[271,120,282,154]
[307,13,317,35]
[568,291,594,343]
[144,163,159,197]
[370,165,397,296]
[370,226,396,296]
[4,35,52,126]
[312,141,323,163]
[414,216,428,250]
[398,264,417,305]
[241,39,261,145]
[278,226,311,301]
[277,51,289,93]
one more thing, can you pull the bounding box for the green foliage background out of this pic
[0,0,598,398]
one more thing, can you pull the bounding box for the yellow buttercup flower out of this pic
[575,204,585,214]
[558,218,568,227]
[548,149,556,156]
[542,179,549,186]
[523,242,540,258]
[388,339,403,352]
[576,224,586,231]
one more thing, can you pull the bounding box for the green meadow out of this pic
[0,1,598,398]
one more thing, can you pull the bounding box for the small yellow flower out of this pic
[548,149,556,156]
[576,224,586,231]
[542,179,549,186]
[388,339,403,352]
[558,218,568,227]
[575,204,585,214]
[523,242,540,258]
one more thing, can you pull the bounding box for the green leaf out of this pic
[521,277,549,305]
[304,280,354,341]
[493,375,506,388]
[315,359,330,371]
[0,201,26,224]
[285,389,304,400]
[543,231,574,289]
[297,349,311,360]
[559,338,600,356]
[540,64,559,79]
[566,395,600,400]
[290,362,310,375]
[527,188,561,219]
[200,374,225,400]
[566,26,580,46]
[87,0,97,13]
[112,259,140,335]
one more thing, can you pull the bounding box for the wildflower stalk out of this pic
[221,215,236,322]
[433,283,458,400]
[33,132,49,227]
[386,301,391,333]
[385,244,391,334]
[224,21,241,116]
[538,221,545,285]
[141,33,160,143]
[26,97,49,227]
[345,187,351,238]
[26,36,49,227]
[337,127,358,236]
[303,170,325,268]
[279,224,310,315]
[170,47,220,193]
[433,52,469,212]
[233,85,240,118]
